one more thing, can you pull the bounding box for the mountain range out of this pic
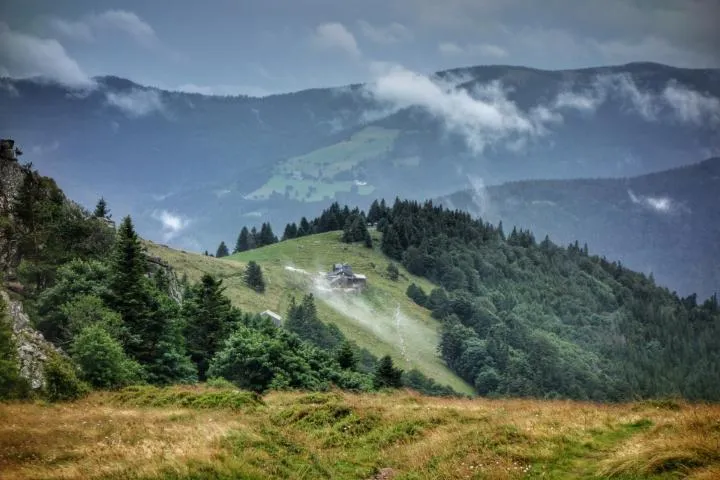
[2,61,719,297]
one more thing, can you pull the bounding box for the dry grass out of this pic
[1,387,719,479]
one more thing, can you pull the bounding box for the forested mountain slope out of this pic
[373,199,720,400]
[442,157,720,298]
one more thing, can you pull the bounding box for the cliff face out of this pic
[0,139,24,275]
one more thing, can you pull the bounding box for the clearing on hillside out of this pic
[247,126,398,202]
[145,231,474,395]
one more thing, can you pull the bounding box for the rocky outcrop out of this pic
[0,138,25,275]
[2,290,63,391]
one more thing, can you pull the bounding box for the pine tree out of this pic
[381,224,403,259]
[249,227,258,249]
[335,341,357,370]
[216,241,229,258]
[93,197,110,219]
[259,223,277,246]
[109,216,153,360]
[367,199,381,224]
[244,261,265,293]
[373,355,403,389]
[298,217,311,237]
[234,227,250,253]
[182,274,234,380]
[364,229,373,249]
[282,222,298,241]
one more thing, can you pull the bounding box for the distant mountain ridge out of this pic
[1,62,718,254]
[441,157,720,298]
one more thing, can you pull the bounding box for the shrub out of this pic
[71,324,144,389]
[44,352,90,401]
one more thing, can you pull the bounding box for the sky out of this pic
[1,0,719,96]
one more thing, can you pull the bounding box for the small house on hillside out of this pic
[261,310,283,327]
[326,263,367,291]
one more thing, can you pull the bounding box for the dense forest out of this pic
[375,199,720,401]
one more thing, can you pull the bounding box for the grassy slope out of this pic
[2,386,718,480]
[248,126,397,202]
[144,231,474,395]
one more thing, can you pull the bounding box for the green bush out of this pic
[71,324,144,389]
[44,352,90,401]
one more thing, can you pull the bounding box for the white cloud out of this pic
[358,20,412,44]
[105,88,165,117]
[439,41,507,58]
[628,190,674,213]
[551,74,720,126]
[0,79,19,97]
[662,82,720,126]
[151,210,191,242]
[363,65,560,153]
[49,10,159,48]
[312,22,361,58]
[0,22,95,89]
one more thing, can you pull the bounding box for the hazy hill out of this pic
[441,157,720,298]
[2,62,719,250]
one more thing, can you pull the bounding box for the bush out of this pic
[44,352,90,401]
[71,324,144,389]
[386,263,399,281]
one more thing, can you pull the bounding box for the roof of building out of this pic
[261,310,282,321]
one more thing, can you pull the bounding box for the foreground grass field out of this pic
[2,385,719,479]
[144,231,474,395]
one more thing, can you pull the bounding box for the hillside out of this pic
[144,231,474,395]
[441,157,720,298]
[3,62,719,252]
[2,385,718,480]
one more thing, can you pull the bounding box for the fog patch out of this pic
[628,190,676,213]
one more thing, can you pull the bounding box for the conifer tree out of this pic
[244,261,265,293]
[93,197,110,219]
[216,241,229,258]
[335,341,357,370]
[249,227,258,249]
[282,222,298,241]
[373,355,403,389]
[182,274,234,380]
[234,226,250,253]
[298,217,311,237]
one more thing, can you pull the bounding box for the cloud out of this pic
[662,82,720,126]
[151,210,191,242]
[0,79,19,97]
[569,74,720,125]
[105,88,165,117]
[363,64,570,154]
[0,22,95,88]
[357,20,412,44]
[628,190,674,213]
[438,41,508,58]
[49,10,159,48]
[312,22,361,57]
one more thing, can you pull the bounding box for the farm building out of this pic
[261,310,283,327]
[326,263,367,291]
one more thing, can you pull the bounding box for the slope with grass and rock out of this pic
[144,230,474,396]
